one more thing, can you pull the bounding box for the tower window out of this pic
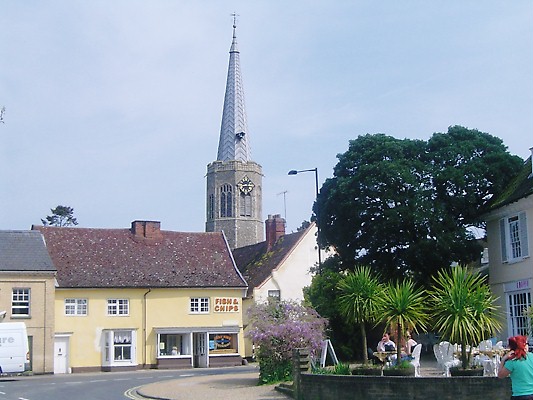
[208,194,215,220]
[240,192,252,217]
[220,184,233,218]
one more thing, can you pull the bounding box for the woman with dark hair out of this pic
[498,335,533,399]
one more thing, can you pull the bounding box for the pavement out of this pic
[136,354,444,400]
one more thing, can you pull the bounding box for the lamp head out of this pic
[288,170,298,175]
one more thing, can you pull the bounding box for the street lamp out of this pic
[288,168,322,270]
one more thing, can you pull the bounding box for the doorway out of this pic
[54,336,70,374]
[193,332,208,368]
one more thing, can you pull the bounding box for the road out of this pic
[0,366,258,400]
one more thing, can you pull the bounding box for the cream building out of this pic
[34,221,247,373]
[0,230,56,374]
[482,151,532,341]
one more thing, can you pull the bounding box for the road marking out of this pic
[179,374,194,377]
[124,386,145,399]
[19,397,30,400]
[89,379,107,383]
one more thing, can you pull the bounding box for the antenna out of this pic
[0,106,5,123]
[277,190,288,221]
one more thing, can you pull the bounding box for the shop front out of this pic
[155,326,242,369]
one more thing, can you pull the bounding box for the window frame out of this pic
[11,288,31,317]
[65,298,88,316]
[107,299,129,316]
[507,289,531,337]
[190,297,210,314]
[500,211,529,263]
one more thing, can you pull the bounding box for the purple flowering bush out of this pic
[246,299,328,384]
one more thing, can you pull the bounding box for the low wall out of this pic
[299,374,511,400]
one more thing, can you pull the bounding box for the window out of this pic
[103,330,136,364]
[190,297,209,314]
[220,184,233,218]
[157,333,191,356]
[12,288,30,317]
[240,192,252,217]
[207,194,215,220]
[65,298,88,316]
[107,299,129,316]
[500,212,529,263]
[268,290,281,299]
[508,290,531,337]
[208,333,238,354]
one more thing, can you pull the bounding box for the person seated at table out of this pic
[377,332,396,352]
[403,332,418,358]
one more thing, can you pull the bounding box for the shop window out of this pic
[209,333,238,354]
[508,290,531,337]
[157,333,192,356]
[65,298,88,315]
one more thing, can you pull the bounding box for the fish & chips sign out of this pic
[214,297,239,312]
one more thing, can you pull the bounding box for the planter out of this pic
[449,367,484,377]
[351,366,382,376]
[383,365,415,376]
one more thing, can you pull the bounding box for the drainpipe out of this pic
[143,289,151,368]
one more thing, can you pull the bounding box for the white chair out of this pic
[477,340,498,376]
[410,344,422,377]
[439,341,461,377]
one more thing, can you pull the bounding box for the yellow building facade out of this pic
[36,221,248,373]
[54,287,245,372]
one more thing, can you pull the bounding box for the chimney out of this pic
[131,220,161,240]
[265,214,286,250]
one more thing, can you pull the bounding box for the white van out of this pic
[0,322,30,374]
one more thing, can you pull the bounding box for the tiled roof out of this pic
[33,225,247,289]
[0,230,56,272]
[232,228,308,297]
[483,156,533,212]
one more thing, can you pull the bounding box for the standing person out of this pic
[498,335,533,399]
[377,332,396,352]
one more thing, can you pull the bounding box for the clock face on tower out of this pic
[237,176,255,194]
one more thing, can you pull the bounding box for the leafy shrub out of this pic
[247,299,328,384]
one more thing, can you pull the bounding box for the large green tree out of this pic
[314,126,522,283]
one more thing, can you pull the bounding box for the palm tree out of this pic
[380,279,429,364]
[428,266,502,370]
[337,266,383,364]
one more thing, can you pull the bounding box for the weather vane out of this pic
[231,12,239,28]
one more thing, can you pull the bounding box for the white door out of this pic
[54,336,69,374]
[194,333,208,368]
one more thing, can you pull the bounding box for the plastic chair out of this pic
[439,341,461,377]
[410,344,422,377]
[477,340,498,376]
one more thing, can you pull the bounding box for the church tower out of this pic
[205,19,263,249]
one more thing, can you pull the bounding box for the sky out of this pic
[1,1,532,235]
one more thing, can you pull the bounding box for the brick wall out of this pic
[299,374,511,400]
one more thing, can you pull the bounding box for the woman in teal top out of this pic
[498,335,533,399]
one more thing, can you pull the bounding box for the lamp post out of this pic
[288,168,322,270]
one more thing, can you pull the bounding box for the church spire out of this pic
[216,15,251,162]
